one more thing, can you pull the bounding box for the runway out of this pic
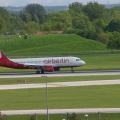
[1,108,120,115]
[0,70,120,78]
[0,80,120,90]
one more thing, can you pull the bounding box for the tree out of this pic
[46,11,72,31]
[69,2,83,15]
[106,19,120,32]
[72,13,96,39]
[83,2,106,20]
[24,21,40,33]
[95,31,109,44]
[7,14,24,34]
[107,32,120,49]
[0,7,24,34]
[21,4,47,23]
[0,7,10,33]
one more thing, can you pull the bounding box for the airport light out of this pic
[45,82,49,120]
[84,114,88,120]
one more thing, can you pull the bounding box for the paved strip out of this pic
[1,108,120,115]
[0,71,120,78]
[0,80,120,90]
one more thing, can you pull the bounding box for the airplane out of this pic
[0,51,86,74]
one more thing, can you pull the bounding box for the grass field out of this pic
[0,85,120,110]
[3,113,120,120]
[0,34,107,56]
[80,53,120,70]
[0,75,119,85]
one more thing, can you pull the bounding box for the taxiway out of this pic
[0,70,120,78]
[1,108,120,115]
[0,80,119,90]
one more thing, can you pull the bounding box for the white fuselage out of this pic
[12,57,86,67]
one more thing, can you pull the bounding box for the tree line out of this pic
[0,2,120,49]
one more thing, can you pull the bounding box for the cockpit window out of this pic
[76,59,80,61]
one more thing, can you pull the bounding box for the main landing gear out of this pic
[41,69,45,74]
[71,67,74,73]
[36,69,45,74]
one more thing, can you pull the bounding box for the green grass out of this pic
[79,53,120,70]
[0,34,107,56]
[3,113,120,120]
[0,75,119,85]
[0,85,120,110]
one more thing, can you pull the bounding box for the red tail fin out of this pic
[0,51,9,62]
[0,51,29,69]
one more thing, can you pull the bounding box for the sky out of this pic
[0,0,120,7]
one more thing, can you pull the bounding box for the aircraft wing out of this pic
[22,62,52,66]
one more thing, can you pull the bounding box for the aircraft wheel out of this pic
[36,70,40,74]
[41,69,45,74]
[71,67,74,73]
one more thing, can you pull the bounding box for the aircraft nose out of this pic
[81,60,86,65]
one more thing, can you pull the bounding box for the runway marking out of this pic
[1,108,120,115]
[0,80,120,90]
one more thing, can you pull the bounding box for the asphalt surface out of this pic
[0,70,120,78]
[1,108,120,115]
[0,80,120,90]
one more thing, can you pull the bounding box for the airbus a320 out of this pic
[0,51,86,74]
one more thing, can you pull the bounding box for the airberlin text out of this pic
[43,58,69,64]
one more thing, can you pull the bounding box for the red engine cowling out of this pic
[43,66,54,72]
[54,67,60,71]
